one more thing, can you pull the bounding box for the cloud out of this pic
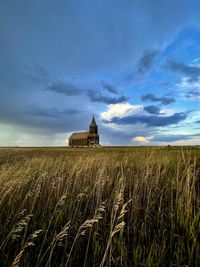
[137,49,159,73]
[100,119,156,146]
[101,102,188,127]
[24,64,50,84]
[168,138,200,146]
[46,82,81,96]
[0,126,70,147]
[87,90,128,104]
[177,77,200,100]
[101,81,119,95]
[100,103,143,120]
[144,105,161,114]
[106,112,187,127]
[177,77,200,89]
[168,61,200,81]
[126,49,159,81]
[28,106,82,118]
[186,90,200,99]
[141,93,176,105]
[132,136,149,143]
[0,97,90,135]
[152,132,200,142]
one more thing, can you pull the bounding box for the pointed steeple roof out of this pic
[90,116,97,126]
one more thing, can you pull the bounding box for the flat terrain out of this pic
[0,147,200,266]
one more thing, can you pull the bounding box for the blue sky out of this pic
[0,0,200,146]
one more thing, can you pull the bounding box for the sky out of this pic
[0,0,200,146]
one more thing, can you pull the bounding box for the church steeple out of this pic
[89,116,98,134]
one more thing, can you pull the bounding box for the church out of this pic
[68,116,100,147]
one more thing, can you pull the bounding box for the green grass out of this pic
[0,147,200,266]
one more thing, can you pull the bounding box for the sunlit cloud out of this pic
[132,136,149,143]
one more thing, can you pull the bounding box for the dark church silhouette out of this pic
[69,116,100,147]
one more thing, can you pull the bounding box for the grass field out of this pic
[0,146,200,267]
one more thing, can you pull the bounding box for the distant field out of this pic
[0,147,200,266]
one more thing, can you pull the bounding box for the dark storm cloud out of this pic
[28,106,82,118]
[141,93,176,105]
[101,81,119,95]
[126,49,159,81]
[168,61,200,81]
[24,64,50,84]
[46,82,81,96]
[87,90,128,104]
[105,112,187,127]
[137,50,159,73]
[0,104,89,135]
[144,105,161,114]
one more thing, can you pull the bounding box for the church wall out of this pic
[69,138,88,147]
[88,135,99,146]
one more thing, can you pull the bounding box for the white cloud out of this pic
[193,57,200,63]
[177,77,200,89]
[190,111,200,121]
[100,103,143,121]
[176,77,200,102]
[177,77,200,95]
[100,102,177,122]
[132,136,149,143]
[164,138,200,146]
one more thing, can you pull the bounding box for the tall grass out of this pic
[0,147,200,266]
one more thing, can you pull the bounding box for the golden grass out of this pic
[0,146,200,266]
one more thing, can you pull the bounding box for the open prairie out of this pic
[0,147,200,266]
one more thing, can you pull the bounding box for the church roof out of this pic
[69,131,90,140]
[90,116,97,126]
